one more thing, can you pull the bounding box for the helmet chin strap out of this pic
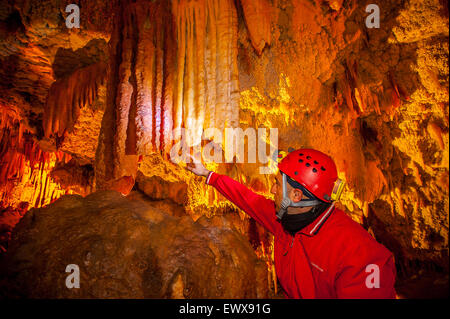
[276,173,321,219]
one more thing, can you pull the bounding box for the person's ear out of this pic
[290,188,303,203]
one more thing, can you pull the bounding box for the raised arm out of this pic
[206,172,282,235]
[185,156,281,235]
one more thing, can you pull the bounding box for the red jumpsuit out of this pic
[206,172,397,299]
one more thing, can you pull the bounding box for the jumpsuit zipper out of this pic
[283,236,295,255]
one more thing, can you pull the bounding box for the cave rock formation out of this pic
[0,190,268,298]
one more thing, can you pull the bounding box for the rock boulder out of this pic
[0,190,267,298]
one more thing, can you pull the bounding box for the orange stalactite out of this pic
[0,109,72,211]
[172,0,240,146]
[240,0,272,55]
[1,147,71,209]
[0,107,75,255]
[95,0,241,190]
[43,61,107,139]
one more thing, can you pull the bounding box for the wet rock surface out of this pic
[0,190,267,298]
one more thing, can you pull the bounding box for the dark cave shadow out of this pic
[366,201,449,299]
[0,8,26,92]
[51,38,109,80]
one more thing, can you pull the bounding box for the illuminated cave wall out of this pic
[0,0,448,297]
[236,0,450,281]
[0,0,114,252]
[236,0,449,281]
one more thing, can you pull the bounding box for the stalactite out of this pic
[240,0,272,55]
[0,108,72,210]
[95,0,176,189]
[0,118,71,253]
[96,0,240,188]
[43,61,107,138]
[131,0,177,156]
[172,0,240,146]
[337,59,402,120]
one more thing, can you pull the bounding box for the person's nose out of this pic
[271,183,277,195]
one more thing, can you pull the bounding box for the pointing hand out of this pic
[185,152,210,177]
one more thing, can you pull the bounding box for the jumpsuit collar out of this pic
[297,203,335,237]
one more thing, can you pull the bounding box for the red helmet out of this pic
[278,149,338,202]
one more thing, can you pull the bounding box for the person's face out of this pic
[271,172,284,211]
[271,172,305,213]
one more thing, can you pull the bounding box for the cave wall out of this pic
[234,0,449,278]
[133,0,449,281]
[0,0,448,297]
